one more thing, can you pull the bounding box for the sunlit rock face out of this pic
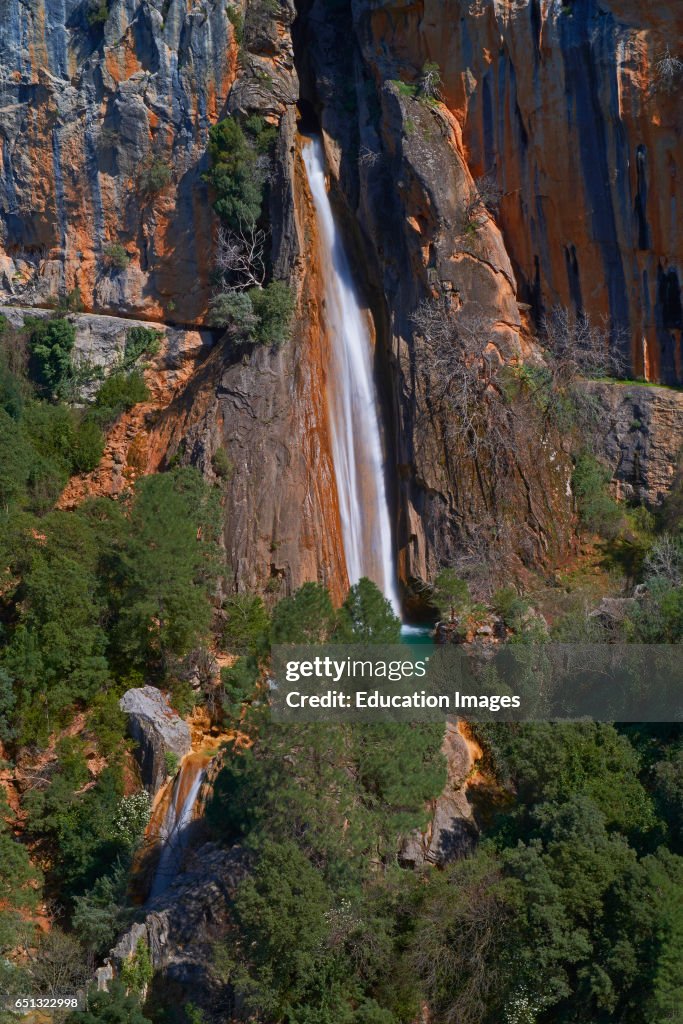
[354,0,683,385]
[296,0,576,590]
[3,0,679,602]
[120,686,192,795]
[0,0,238,322]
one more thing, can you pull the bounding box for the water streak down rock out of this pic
[119,686,191,796]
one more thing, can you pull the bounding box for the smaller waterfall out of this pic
[302,136,401,615]
[148,754,209,900]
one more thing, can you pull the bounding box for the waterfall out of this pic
[148,754,208,900]
[302,136,401,615]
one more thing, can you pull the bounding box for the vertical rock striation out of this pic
[0,0,237,322]
[353,0,683,383]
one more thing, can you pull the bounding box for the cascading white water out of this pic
[302,136,401,615]
[149,758,207,900]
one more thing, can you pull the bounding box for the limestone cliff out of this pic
[0,0,240,323]
[345,0,683,384]
[1,0,680,602]
[297,0,576,592]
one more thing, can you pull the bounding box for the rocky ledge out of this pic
[119,686,192,795]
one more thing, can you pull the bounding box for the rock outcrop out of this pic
[401,719,479,866]
[110,843,245,989]
[345,0,683,385]
[119,686,191,794]
[585,380,683,505]
[1,304,212,397]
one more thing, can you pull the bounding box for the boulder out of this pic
[119,686,191,795]
[589,596,638,631]
[401,720,478,868]
[109,844,245,987]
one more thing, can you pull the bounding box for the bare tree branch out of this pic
[215,221,267,291]
[541,306,627,384]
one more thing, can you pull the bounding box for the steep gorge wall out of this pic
[3,0,679,601]
[297,0,575,592]
[355,0,683,384]
[0,0,349,600]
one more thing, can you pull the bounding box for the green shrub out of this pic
[102,243,130,271]
[139,160,172,196]
[124,326,162,366]
[120,938,153,995]
[168,677,196,717]
[392,79,419,98]
[243,113,278,156]
[431,568,470,621]
[220,657,259,724]
[212,446,234,480]
[572,453,623,538]
[208,283,293,347]
[86,0,109,26]
[204,118,265,230]
[164,751,180,778]
[207,290,256,332]
[226,4,244,47]
[27,317,75,397]
[71,416,105,472]
[492,586,530,630]
[94,370,149,422]
[67,980,151,1024]
[57,287,84,314]
[21,401,103,477]
[222,594,270,656]
[335,577,401,642]
[0,347,25,420]
[251,281,295,347]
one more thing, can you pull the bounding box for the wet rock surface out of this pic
[110,843,245,987]
[119,686,192,795]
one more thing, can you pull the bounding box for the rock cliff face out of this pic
[583,380,683,506]
[110,843,245,989]
[297,0,576,591]
[344,0,683,385]
[0,0,237,322]
[1,0,680,600]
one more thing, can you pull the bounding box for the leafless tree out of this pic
[30,927,92,998]
[358,144,381,168]
[419,60,442,100]
[541,306,627,384]
[460,173,502,235]
[215,222,266,291]
[473,172,503,214]
[653,46,683,93]
[411,297,514,464]
[411,859,512,1024]
[643,533,683,587]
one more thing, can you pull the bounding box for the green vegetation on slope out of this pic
[0,312,681,1024]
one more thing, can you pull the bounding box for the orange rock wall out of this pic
[361,0,683,383]
[0,0,238,322]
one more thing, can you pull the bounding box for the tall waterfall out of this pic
[302,136,401,615]
[149,754,208,900]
